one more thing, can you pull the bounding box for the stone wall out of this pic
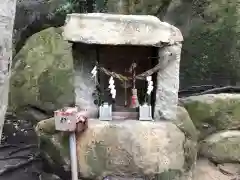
[154,43,182,120]
[72,43,97,111]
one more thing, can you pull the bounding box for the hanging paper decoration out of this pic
[91,65,103,106]
[146,76,153,95]
[91,66,97,78]
[108,76,116,99]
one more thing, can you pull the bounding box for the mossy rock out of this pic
[173,106,199,141]
[181,93,240,139]
[172,106,198,173]
[35,107,197,179]
[9,27,75,118]
[35,118,71,172]
[199,130,240,163]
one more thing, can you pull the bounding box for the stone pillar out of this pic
[73,44,98,117]
[154,42,182,120]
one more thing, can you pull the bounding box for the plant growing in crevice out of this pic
[55,0,88,15]
[55,0,108,15]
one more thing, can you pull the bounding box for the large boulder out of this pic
[35,107,197,180]
[199,130,240,164]
[9,27,75,121]
[181,93,240,139]
[14,0,66,55]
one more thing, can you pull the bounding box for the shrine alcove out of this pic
[72,42,158,119]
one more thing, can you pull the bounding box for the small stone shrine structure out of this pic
[63,13,183,120]
[35,14,191,180]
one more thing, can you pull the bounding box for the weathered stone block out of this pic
[181,93,240,139]
[35,106,197,180]
[200,130,240,164]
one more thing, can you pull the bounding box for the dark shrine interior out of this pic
[72,43,159,119]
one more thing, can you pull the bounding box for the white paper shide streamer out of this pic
[146,76,153,95]
[108,76,116,99]
[91,66,97,78]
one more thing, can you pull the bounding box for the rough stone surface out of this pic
[199,130,240,164]
[173,106,199,141]
[181,93,240,139]
[63,13,183,46]
[154,42,182,120]
[35,106,197,180]
[172,107,198,180]
[72,43,99,113]
[76,120,185,179]
[9,27,75,120]
[193,159,235,180]
[0,0,17,142]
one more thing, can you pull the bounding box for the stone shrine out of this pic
[35,13,198,180]
[63,13,183,120]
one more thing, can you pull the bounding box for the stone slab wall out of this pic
[72,43,97,115]
[154,42,182,120]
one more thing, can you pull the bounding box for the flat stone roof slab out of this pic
[63,13,183,46]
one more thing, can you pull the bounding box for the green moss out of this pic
[153,169,182,180]
[9,27,74,115]
[39,133,70,169]
[173,106,198,141]
[183,97,240,139]
[36,117,70,171]
[200,133,240,163]
[35,118,56,134]
[183,139,197,171]
[172,108,198,172]
[86,141,108,177]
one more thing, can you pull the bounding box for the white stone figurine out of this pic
[108,76,116,99]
